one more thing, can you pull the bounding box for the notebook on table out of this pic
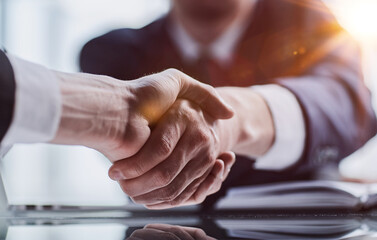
[216,180,377,210]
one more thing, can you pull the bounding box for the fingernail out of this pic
[110,169,124,181]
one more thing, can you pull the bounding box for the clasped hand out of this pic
[110,99,235,208]
[53,68,235,209]
[107,69,235,209]
[101,69,235,208]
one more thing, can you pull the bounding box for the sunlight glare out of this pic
[331,0,377,41]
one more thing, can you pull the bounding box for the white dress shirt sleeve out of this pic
[0,54,61,156]
[251,84,306,170]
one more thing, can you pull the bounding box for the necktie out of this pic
[195,50,214,85]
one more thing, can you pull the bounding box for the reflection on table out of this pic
[1,210,377,239]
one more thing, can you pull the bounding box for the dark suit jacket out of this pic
[80,0,377,206]
[0,50,16,143]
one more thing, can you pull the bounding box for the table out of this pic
[1,208,377,239]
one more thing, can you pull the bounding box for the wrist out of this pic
[215,87,275,157]
[214,88,241,153]
[50,72,134,149]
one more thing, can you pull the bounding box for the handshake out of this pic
[51,69,236,209]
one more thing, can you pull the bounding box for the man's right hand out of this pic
[51,68,234,162]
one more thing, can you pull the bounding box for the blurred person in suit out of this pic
[0,49,235,203]
[81,0,377,210]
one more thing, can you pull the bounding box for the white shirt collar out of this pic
[169,16,249,65]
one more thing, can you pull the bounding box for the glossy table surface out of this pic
[1,208,377,239]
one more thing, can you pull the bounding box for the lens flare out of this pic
[329,0,377,41]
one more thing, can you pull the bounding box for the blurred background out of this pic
[0,0,376,206]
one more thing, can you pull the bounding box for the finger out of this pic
[128,228,173,240]
[115,129,198,197]
[185,152,234,203]
[188,159,224,202]
[217,151,235,181]
[176,152,234,206]
[146,224,210,240]
[181,226,215,240]
[166,69,234,119]
[119,122,215,197]
[143,152,233,209]
[145,224,195,240]
[171,159,224,208]
[144,161,223,209]
[108,109,186,180]
[144,170,210,210]
[133,153,215,206]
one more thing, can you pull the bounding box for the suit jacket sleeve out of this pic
[278,47,377,173]
[272,2,377,173]
[0,50,16,143]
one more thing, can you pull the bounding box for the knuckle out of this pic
[173,99,189,113]
[196,130,211,143]
[154,169,174,187]
[203,155,215,166]
[159,185,180,202]
[176,106,191,122]
[156,136,173,157]
[164,68,180,76]
[173,100,201,123]
[163,68,181,81]
[174,99,186,109]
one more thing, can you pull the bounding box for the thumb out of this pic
[175,71,234,119]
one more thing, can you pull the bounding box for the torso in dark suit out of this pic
[0,50,16,143]
[80,0,377,208]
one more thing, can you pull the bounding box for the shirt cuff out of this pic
[0,54,61,153]
[251,84,306,170]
